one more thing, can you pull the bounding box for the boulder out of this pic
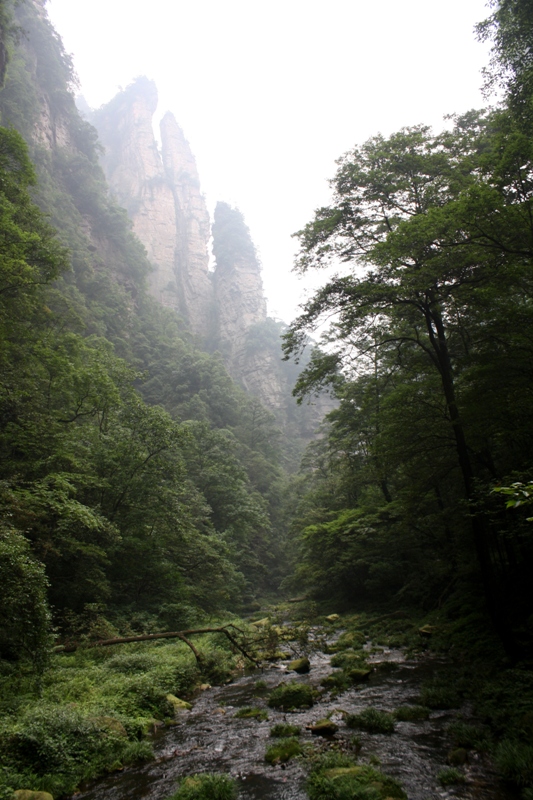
[307,718,338,736]
[347,667,372,683]
[166,693,192,710]
[288,657,310,674]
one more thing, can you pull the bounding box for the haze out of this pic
[47,0,491,322]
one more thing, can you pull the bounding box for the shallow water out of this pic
[74,640,516,800]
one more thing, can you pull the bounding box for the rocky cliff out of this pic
[93,79,214,334]
[92,80,295,416]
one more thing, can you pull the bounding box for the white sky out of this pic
[46,0,492,323]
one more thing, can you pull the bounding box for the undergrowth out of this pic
[0,627,240,798]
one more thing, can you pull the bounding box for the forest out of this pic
[1,1,533,799]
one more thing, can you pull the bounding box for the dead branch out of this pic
[54,625,260,666]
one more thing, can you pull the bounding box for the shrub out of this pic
[345,708,395,734]
[169,773,238,800]
[268,682,314,710]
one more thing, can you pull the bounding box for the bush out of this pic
[268,682,314,710]
[345,708,395,734]
[169,773,238,800]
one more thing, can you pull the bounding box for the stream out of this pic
[74,637,516,800]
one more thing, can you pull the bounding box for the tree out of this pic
[283,117,533,658]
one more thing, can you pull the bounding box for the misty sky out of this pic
[47,0,492,322]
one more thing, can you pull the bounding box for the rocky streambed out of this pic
[73,635,516,800]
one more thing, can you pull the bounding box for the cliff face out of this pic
[92,79,333,436]
[93,79,214,334]
[92,81,286,407]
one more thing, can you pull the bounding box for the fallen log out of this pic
[54,625,261,667]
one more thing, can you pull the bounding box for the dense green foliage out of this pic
[283,38,533,660]
[0,635,236,797]
[0,0,290,668]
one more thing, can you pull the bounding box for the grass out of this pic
[306,750,406,800]
[393,705,430,722]
[270,723,301,737]
[345,708,395,734]
[267,681,314,710]
[168,773,238,800]
[437,767,466,786]
[234,706,268,721]
[0,630,240,798]
[265,737,302,764]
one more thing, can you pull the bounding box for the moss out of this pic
[270,723,301,737]
[169,773,238,800]
[306,751,406,800]
[234,707,268,721]
[268,682,314,710]
[265,737,302,764]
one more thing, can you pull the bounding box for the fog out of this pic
[47,0,492,322]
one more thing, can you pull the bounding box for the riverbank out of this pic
[0,607,531,799]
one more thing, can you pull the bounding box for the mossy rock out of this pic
[326,614,340,623]
[252,618,270,627]
[234,707,268,721]
[346,667,372,683]
[321,672,350,691]
[288,657,310,674]
[330,650,367,669]
[265,737,302,764]
[338,631,365,647]
[418,625,437,637]
[307,718,338,736]
[310,763,406,799]
[268,681,314,710]
[259,650,284,661]
[13,793,54,800]
[166,694,192,711]
[270,723,301,738]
